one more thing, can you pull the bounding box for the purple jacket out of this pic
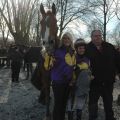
[51,47,75,84]
[76,54,90,65]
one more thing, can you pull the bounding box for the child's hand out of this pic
[90,75,94,80]
[69,80,75,86]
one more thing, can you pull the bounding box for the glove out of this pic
[44,52,55,70]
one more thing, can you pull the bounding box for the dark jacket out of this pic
[86,41,120,86]
[10,49,23,63]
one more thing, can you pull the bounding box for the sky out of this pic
[68,15,119,43]
[0,0,119,45]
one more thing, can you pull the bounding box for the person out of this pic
[86,30,120,120]
[10,45,23,82]
[67,38,93,120]
[23,46,33,80]
[51,32,76,120]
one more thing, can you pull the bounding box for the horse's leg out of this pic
[0,58,2,67]
[41,69,51,120]
[38,67,47,105]
[46,86,50,115]
[45,78,51,120]
[23,60,26,71]
[26,63,29,79]
[38,88,46,105]
[30,63,33,74]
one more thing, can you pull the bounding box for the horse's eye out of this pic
[43,41,45,45]
[49,40,54,44]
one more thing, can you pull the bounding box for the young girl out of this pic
[67,38,93,120]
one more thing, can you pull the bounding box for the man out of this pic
[10,45,23,82]
[86,30,120,120]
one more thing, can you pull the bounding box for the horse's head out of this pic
[40,3,58,54]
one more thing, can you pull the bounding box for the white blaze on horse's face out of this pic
[42,16,53,50]
[41,14,55,53]
[40,3,57,53]
[42,16,50,46]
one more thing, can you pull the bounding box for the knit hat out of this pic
[74,38,86,49]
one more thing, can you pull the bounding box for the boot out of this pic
[76,109,82,120]
[68,111,74,120]
[88,104,98,120]
[38,91,46,105]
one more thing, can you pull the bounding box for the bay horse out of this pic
[31,3,59,120]
[40,3,58,53]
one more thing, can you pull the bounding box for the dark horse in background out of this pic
[23,46,41,79]
[31,3,59,120]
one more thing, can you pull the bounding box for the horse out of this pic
[40,3,58,52]
[31,3,59,120]
[23,46,41,79]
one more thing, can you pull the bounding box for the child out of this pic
[67,38,93,120]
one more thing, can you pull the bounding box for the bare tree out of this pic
[29,2,41,46]
[43,0,91,38]
[87,19,104,36]
[110,23,120,47]
[114,0,120,21]
[57,0,91,38]
[0,1,10,47]
[112,0,120,45]
[0,0,39,45]
[87,0,116,41]
[0,14,10,47]
[29,11,41,46]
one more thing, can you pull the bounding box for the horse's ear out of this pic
[40,3,45,15]
[52,3,56,15]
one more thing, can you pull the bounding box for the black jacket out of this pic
[10,49,23,63]
[86,41,120,86]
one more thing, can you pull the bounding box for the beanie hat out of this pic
[74,38,86,49]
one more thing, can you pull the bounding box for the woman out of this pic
[51,32,76,120]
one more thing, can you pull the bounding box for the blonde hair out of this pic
[60,32,74,48]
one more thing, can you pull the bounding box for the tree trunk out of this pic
[13,33,29,46]
[103,0,107,41]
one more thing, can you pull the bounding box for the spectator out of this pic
[86,30,120,120]
[10,45,23,82]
